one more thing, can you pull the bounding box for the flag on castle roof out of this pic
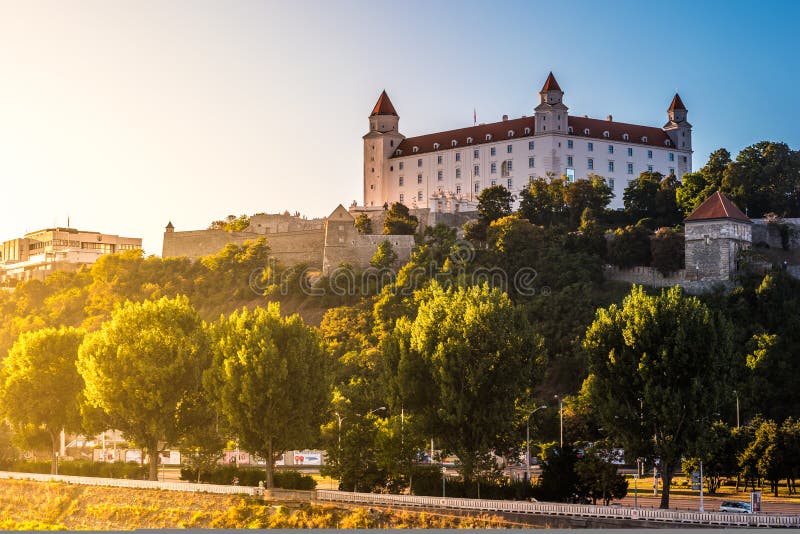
[685,191,751,223]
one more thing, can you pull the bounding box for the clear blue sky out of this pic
[0,0,797,255]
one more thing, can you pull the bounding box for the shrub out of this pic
[607,225,652,268]
[180,466,315,490]
[650,228,685,276]
[9,460,148,479]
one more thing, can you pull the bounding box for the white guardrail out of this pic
[316,489,800,527]
[0,470,260,496]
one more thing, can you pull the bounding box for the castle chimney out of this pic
[606,114,613,121]
[502,114,508,121]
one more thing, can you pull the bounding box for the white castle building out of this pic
[362,72,692,212]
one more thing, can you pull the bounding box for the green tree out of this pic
[383,203,419,235]
[675,149,731,217]
[354,213,373,235]
[0,327,85,474]
[205,304,330,488]
[650,227,685,276]
[564,176,614,229]
[175,390,227,484]
[477,185,514,225]
[683,421,738,494]
[370,241,398,269]
[623,172,682,228]
[518,178,567,227]
[77,296,209,480]
[575,443,629,505]
[584,285,735,508]
[607,225,652,268]
[721,141,800,218]
[393,283,544,488]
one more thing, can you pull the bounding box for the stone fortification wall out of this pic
[162,228,324,266]
[323,233,415,275]
[603,265,730,294]
[350,207,477,234]
[751,218,800,249]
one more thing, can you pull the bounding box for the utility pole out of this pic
[699,461,704,512]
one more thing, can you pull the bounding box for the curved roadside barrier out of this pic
[316,489,800,527]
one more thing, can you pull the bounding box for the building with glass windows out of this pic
[0,227,141,284]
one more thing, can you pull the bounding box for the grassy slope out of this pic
[0,479,512,530]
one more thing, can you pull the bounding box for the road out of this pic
[618,493,800,515]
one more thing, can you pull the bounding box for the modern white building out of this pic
[362,73,692,212]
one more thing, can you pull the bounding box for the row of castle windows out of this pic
[394,143,678,171]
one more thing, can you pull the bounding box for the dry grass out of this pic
[0,479,515,530]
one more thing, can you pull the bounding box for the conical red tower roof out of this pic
[668,93,687,111]
[370,90,398,116]
[540,72,562,92]
[685,191,751,223]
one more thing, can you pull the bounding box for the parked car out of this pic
[720,501,752,514]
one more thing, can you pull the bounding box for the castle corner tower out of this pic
[663,93,693,175]
[364,91,404,208]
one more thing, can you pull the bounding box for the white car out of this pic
[720,501,752,514]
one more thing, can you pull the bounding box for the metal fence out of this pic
[316,489,800,527]
[0,470,260,496]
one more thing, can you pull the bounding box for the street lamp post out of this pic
[554,395,564,448]
[526,405,547,482]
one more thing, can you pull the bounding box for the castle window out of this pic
[665,139,671,146]
[603,131,610,138]
[587,158,594,170]
[395,149,402,155]
[641,136,648,143]
[437,170,443,181]
[501,160,513,176]
[608,144,614,154]
[648,165,653,172]
[451,140,458,147]
[584,128,590,135]
[608,161,615,173]
[647,150,653,159]
[507,178,513,189]
[413,146,419,153]
[622,133,629,141]
[588,142,594,152]
[507,144,513,153]
[568,126,574,134]
[524,127,531,135]
[399,162,404,170]
[455,152,461,162]
[399,193,404,202]
[456,168,461,179]
[418,158,423,167]
[418,174,422,184]
[627,147,633,157]
[390,165,393,172]
[529,157,535,168]
[433,143,440,150]
[529,140,534,150]
[627,163,633,175]
[473,165,480,176]
[467,136,473,144]
[491,162,497,174]
[474,181,480,193]
[567,155,573,167]
[485,134,492,141]
[682,156,688,163]
[456,184,462,194]
[567,140,573,149]
[508,130,514,138]
[390,140,394,147]
[418,190,423,201]
[669,167,675,175]
[473,149,479,159]
[491,180,496,186]
[437,155,443,165]
[669,152,675,161]
[399,176,404,186]
[490,147,496,156]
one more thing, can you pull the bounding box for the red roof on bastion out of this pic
[685,191,751,223]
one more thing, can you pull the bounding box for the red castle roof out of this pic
[392,115,672,158]
[541,72,562,92]
[370,90,398,116]
[685,191,751,223]
[668,93,687,112]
